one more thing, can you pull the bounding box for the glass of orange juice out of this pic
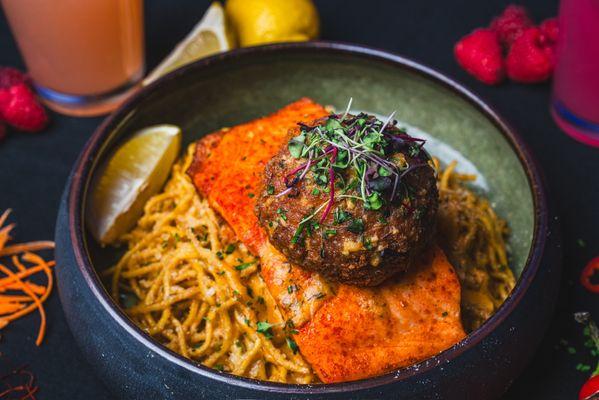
[1,0,145,117]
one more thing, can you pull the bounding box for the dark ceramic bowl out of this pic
[55,42,561,400]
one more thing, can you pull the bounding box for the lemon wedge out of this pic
[87,125,181,245]
[143,2,234,85]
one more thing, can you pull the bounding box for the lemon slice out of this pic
[87,125,181,245]
[143,2,234,85]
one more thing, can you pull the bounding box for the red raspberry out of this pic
[539,17,559,45]
[506,27,554,83]
[0,123,6,142]
[454,28,505,85]
[490,5,533,47]
[0,88,10,118]
[538,18,559,65]
[0,67,29,89]
[1,83,49,132]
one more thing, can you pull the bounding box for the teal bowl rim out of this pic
[65,41,549,394]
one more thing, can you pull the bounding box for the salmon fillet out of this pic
[188,98,328,255]
[188,98,466,383]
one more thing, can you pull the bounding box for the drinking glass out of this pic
[1,0,145,117]
[551,0,599,147]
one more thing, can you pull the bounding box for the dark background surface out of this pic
[0,0,597,398]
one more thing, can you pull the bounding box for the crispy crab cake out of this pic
[256,112,438,286]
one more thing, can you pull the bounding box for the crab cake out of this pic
[256,112,438,286]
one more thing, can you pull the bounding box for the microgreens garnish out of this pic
[277,100,428,233]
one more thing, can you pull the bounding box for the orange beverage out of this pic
[1,0,145,116]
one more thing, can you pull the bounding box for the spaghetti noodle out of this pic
[434,159,516,332]
[107,145,314,383]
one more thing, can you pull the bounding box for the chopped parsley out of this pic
[287,284,298,294]
[235,261,254,271]
[256,321,275,339]
[286,337,299,354]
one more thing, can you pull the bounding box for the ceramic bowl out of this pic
[55,42,561,399]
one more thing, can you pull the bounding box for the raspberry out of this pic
[454,28,505,85]
[0,67,28,89]
[506,27,554,83]
[538,18,559,65]
[0,88,10,119]
[539,17,559,44]
[1,83,49,132]
[490,5,533,47]
[0,123,6,142]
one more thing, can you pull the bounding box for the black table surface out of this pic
[1,0,597,398]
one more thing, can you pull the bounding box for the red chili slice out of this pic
[581,257,599,294]
[579,374,599,400]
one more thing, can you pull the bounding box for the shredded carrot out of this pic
[0,263,46,345]
[1,282,46,295]
[13,254,27,271]
[0,209,10,224]
[0,224,15,249]
[0,209,55,347]
[0,263,54,290]
[0,294,32,302]
[0,302,25,314]
[0,265,53,324]
[0,241,55,257]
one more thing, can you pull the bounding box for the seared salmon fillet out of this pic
[188,98,328,255]
[187,98,466,383]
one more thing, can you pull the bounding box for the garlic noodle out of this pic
[107,145,314,383]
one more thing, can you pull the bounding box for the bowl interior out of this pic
[85,47,534,281]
